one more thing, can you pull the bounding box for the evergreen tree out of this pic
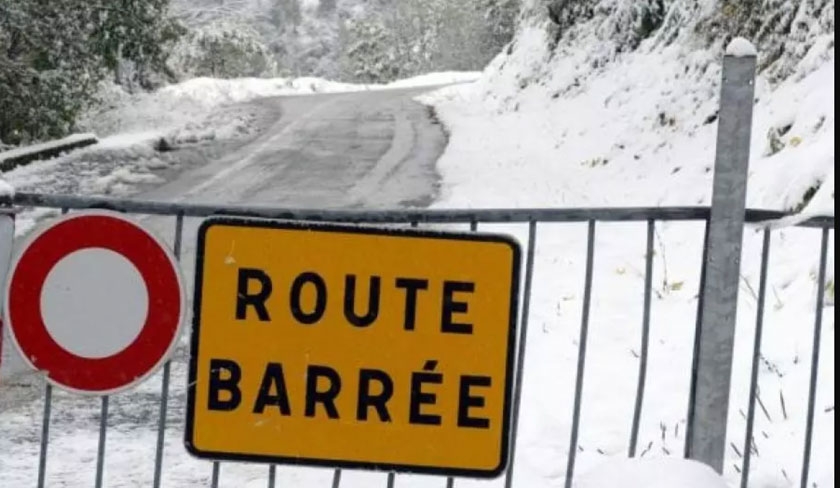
[0,0,182,144]
[341,16,399,82]
[339,0,520,83]
[168,19,276,79]
[89,0,184,89]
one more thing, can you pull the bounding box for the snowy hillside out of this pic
[421,1,834,487]
[430,0,834,213]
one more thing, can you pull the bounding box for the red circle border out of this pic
[5,212,184,394]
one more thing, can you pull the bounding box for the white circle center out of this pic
[41,248,149,359]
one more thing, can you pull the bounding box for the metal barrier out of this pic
[0,191,833,488]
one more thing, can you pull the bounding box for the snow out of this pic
[157,76,362,107]
[74,72,480,143]
[385,72,483,89]
[726,38,758,58]
[0,5,834,485]
[94,131,166,150]
[420,34,834,216]
[0,133,97,165]
[575,458,727,488]
[156,72,482,107]
[0,178,14,198]
[1,49,834,484]
[417,16,835,488]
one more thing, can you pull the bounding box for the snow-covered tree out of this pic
[89,0,184,89]
[340,16,399,82]
[167,0,520,82]
[0,0,181,145]
[269,0,302,29]
[2,1,97,144]
[339,0,521,83]
[476,0,521,60]
[168,19,276,79]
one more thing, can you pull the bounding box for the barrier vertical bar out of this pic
[36,384,52,488]
[154,213,184,488]
[267,465,276,488]
[94,396,109,488]
[800,228,831,488]
[211,462,220,488]
[741,229,771,487]
[629,219,656,456]
[36,208,69,488]
[504,220,538,488]
[564,221,597,488]
[685,218,711,458]
[382,221,423,488]
[445,220,479,488]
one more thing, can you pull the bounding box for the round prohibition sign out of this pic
[3,211,186,395]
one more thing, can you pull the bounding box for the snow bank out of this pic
[0,133,97,164]
[158,76,362,107]
[576,458,728,488]
[0,133,98,170]
[420,5,835,488]
[422,36,835,216]
[78,71,480,143]
[0,179,14,198]
[163,72,482,106]
[385,72,482,89]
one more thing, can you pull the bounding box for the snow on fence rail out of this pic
[0,133,98,172]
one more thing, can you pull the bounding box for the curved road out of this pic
[0,85,448,385]
[145,86,446,208]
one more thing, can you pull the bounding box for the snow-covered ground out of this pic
[0,133,97,168]
[416,23,835,488]
[576,458,728,488]
[0,23,834,486]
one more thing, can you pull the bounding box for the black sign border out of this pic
[185,216,522,479]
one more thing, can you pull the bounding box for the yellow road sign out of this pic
[186,218,521,478]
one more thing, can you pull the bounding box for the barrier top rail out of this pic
[3,192,835,228]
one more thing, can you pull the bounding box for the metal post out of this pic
[153,213,184,488]
[37,384,52,488]
[267,465,276,488]
[94,396,110,488]
[564,220,597,488]
[686,43,757,472]
[504,220,538,488]
[800,227,831,488]
[629,219,656,457]
[741,229,772,488]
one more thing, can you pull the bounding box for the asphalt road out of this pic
[0,85,448,386]
[144,86,445,208]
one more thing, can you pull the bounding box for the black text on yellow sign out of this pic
[185,218,521,478]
